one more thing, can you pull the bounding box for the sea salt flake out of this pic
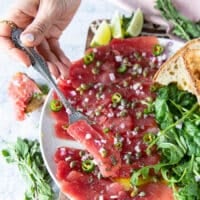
[70,90,77,96]
[110,195,119,199]
[85,133,92,140]
[109,73,116,81]
[115,55,122,62]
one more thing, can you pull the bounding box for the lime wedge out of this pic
[110,11,124,38]
[90,20,112,47]
[126,8,144,37]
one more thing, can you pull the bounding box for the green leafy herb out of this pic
[39,84,49,95]
[131,84,200,199]
[155,0,200,40]
[121,14,134,37]
[2,138,54,200]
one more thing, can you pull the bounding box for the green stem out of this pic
[147,103,199,151]
[156,0,191,40]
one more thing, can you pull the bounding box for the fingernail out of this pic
[21,33,35,43]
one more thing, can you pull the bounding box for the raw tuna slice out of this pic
[61,171,132,200]
[133,182,174,200]
[111,36,158,55]
[67,120,121,177]
[8,72,44,120]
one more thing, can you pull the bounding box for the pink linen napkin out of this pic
[108,0,200,32]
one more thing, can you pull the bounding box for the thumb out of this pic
[20,15,51,47]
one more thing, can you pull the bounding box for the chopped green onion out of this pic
[103,127,110,134]
[92,67,100,75]
[134,52,140,59]
[79,150,86,157]
[110,155,118,166]
[119,110,128,117]
[114,141,123,150]
[32,92,43,100]
[69,160,77,168]
[95,110,101,116]
[136,111,142,119]
[124,153,132,164]
[50,99,63,112]
[152,44,164,56]
[80,83,89,90]
[122,80,129,87]
[98,85,104,93]
[99,147,108,158]
[96,61,101,67]
[83,52,95,65]
[150,84,159,92]
[114,134,123,150]
[76,83,90,94]
[82,159,95,173]
[112,92,122,104]
[117,64,127,73]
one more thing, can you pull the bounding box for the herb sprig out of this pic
[155,0,200,40]
[2,138,54,200]
[131,84,200,199]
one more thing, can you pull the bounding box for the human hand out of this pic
[0,0,81,78]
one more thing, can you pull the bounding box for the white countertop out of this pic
[0,1,130,200]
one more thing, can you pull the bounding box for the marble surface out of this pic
[0,1,130,200]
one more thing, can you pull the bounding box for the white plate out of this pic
[39,38,184,187]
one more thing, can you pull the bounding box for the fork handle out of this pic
[11,28,75,113]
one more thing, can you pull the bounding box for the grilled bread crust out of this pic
[153,38,200,103]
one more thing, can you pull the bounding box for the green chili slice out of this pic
[83,52,95,65]
[117,64,127,73]
[152,44,164,56]
[82,159,95,173]
[103,127,110,134]
[50,99,63,112]
[112,92,122,104]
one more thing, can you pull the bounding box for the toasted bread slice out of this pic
[153,38,200,103]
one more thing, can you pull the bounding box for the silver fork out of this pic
[11,28,89,124]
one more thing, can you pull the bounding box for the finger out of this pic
[36,39,58,63]
[64,0,82,27]
[47,61,60,78]
[0,36,31,66]
[37,40,69,78]
[46,39,70,78]
[48,38,71,66]
[37,40,63,77]
[4,1,38,30]
[19,0,53,47]
[0,22,13,37]
[20,16,51,47]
